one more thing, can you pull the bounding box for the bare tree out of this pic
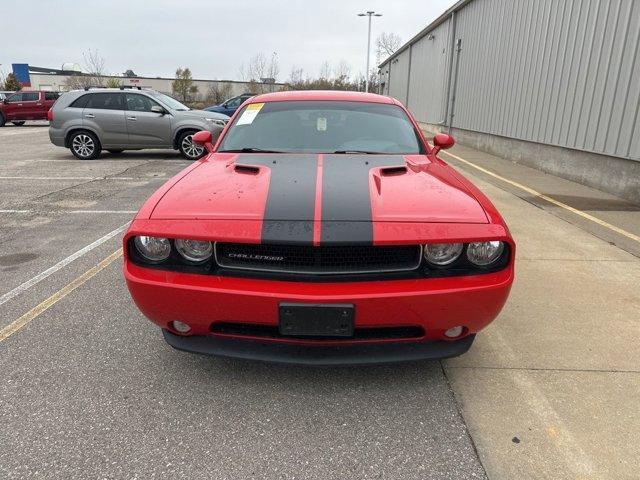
[206,82,232,105]
[247,53,267,82]
[288,66,305,86]
[66,49,108,89]
[240,52,280,93]
[267,53,279,84]
[334,61,351,82]
[318,61,332,81]
[376,32,402,64]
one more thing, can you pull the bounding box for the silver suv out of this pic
[48,88,229,160]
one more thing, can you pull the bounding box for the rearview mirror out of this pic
[192,130,214,153]
[431,133,455,156]
[150,105,165,115]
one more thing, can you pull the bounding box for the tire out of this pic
[0,114,5,127]
[69,131,101,160]
[12,121,26,126]
[107,149,124,154]
[178,130,206,160]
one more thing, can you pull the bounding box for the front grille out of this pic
[211,322,425,340]
[215,243,422,275]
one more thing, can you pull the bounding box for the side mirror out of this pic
[150,105,166,115]
[431,133,455,156]
[192,130,214,153]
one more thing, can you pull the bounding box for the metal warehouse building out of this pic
[11,65,284,102]
[379,0,640,203]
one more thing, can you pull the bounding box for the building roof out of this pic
[250,90,397,104]
[27,65,286,86]
[378,0,474,68]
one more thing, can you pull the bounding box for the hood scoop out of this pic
[234,164,260,175]
[380,166,407,176]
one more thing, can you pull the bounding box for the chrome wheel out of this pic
[72,134,95,158]
[181,134,204,159]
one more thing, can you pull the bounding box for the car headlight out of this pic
[424,243,463,266]
[466,241,505,266]
[175,238,213,263]
[134,236,171,262]
[205,118,227,127]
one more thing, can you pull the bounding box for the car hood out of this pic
[203,105,226,114]
[150,153,488,243]
[179,109,229,120]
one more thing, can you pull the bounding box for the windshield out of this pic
[218,101,425,154]
[151,92,190,111]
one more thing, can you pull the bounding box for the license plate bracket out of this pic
[279,303,355,337]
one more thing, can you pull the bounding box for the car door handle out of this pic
[127,116,137,121]
[84,114,95,118]
[37,103,42,106]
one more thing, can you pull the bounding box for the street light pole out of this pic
[358,11,382,93]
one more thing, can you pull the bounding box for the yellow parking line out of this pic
[0,249,122,343]
[441,150,640,244]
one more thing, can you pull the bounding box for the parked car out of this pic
[48,88,229,160]
[123,90,515,365]
[0,90,61,126]
[204,93,255,116]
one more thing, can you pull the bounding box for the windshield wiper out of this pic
[219,148,285,153]
[332,150,380,154]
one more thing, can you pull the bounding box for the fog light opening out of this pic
[444,326,465,338]
[171,321,192,334]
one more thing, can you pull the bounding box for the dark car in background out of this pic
[204,93,255,116]
[0,90,61,126]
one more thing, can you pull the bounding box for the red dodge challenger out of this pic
[124,90,515,365]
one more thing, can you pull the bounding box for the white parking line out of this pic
[0,210,136,214]
[0,222,129,308]
[68,210,137,214]
[0,176,158,181]
[0,129,44,136]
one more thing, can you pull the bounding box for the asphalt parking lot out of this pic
[1,123,639,479]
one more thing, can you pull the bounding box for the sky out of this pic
[2,0,455,82]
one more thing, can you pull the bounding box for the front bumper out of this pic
[163,330,476,365]
[125,258,513,362]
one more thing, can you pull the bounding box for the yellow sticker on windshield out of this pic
[236,102,265,125]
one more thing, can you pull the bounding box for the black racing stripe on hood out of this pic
[321,155,406,245]
[235,154,317,244]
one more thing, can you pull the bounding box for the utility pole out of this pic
[358,11,382,92]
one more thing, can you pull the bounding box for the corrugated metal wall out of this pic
[380,0,640,161]
[406,19,452,124]
[387,48,411,104]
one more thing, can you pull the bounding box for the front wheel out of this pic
[12,121,26,126]
[69,131,101,160]
[178,131,206,160]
